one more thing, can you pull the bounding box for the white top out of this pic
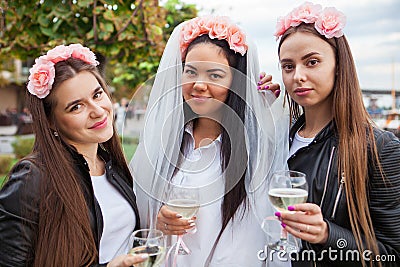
[289,130,314,157]
[91,173,136,264]
[169,124,290,267]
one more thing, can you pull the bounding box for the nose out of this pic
[193,79,207,91]
[89,101,104,118]
[293,66,306,83]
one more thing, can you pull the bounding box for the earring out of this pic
[53,131,59,137]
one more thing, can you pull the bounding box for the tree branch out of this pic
[104,0,144,45]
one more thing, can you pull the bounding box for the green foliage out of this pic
[12,137,35,159]
[0,0,197,99]
[0,155,13,175]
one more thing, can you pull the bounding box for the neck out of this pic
[302,100,333,138]
[193,118,222,148]
[74,143,104,176]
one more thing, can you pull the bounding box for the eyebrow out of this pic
[64,86,102,111]
[280,52,321,63]
[185,64,227,74]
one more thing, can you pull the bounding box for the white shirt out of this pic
[169,124,290,267]
[91,173,136,264]
[289,130,314,157]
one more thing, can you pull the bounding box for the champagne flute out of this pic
[165,183,200,255]
[129,229,166,267]
[267,170,308,253]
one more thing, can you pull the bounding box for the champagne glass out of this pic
[267,170,308,253]
[165,183,200,255]
[129,229,166,267]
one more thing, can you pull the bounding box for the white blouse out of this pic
[91,173,136,264]
[168,124,290,267]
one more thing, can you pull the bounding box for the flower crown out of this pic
[180,15,248,58]
[27,43,99,99]
[274,2,346,40]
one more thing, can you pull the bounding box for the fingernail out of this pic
[257,86,261,90]
[260,74,264,79]
[176,214,182,218]
[141,254,149,259]
[275,90,281,97]
[189,222,196,227]
[281,223,287,228]
[257,81,261,85]
[264,85,269,90]
[274,211,281,217]
[188,219,195,224]
[288,206,295,211]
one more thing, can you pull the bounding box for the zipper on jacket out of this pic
[331,173,345,220]
[319,146,336,207]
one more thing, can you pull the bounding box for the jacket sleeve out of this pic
[315,132,400,266]
[0,160,41,267]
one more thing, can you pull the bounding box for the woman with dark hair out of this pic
[271,2,400,266]
[0,44,147,267]
[130,16,289,266]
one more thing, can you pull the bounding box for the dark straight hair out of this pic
[180,34,249,231]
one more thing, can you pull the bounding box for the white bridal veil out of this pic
[129,19,289,236]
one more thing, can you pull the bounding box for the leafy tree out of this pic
[0,0,197,99]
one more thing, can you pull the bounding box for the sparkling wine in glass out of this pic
[129,229,166,267]
[165,184,200,255]
[267,170,308,253]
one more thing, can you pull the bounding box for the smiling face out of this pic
[279,31,336,112]
[182,43,233,118]
[51,71,114,152]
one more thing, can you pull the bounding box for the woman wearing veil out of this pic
[130,15,289,266]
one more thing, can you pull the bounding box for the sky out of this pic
[175,0,400,105]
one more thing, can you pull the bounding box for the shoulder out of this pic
[0,159,41,221]
[371,127,400,154]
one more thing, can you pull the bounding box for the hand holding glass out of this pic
[129,229,166,267]
[267,170,308,252]
[165,184,200,255]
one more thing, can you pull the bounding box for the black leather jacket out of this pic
[0,146,140,267]
[289,115,400,267]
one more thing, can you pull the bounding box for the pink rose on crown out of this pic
[180,20,202,54]
[274,15,293,40]
[27,59,55,99]
[209,16,229,40]
[315,7,346,38]
[45,45,72,63]
[69,44,99,66]
[290,1,322,27]
[227,24,248,56]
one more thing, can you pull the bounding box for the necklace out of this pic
[298,124,321,138]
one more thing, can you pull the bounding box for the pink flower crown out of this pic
[27,44,99,99]
[180,15,248,58]
[274,2,346,40]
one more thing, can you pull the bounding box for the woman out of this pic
[0,44,147,266]
[130,15,289,266]
[272,2,400,266]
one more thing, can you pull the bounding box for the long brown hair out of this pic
[21,58,132,266]
[278,23,381,266]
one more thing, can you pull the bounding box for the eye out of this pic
[210,73,223,79]
[281,63,294,72]
[70,104,82,112]
[184,69,196,76]
[94,89,104,99]
[307,59,319,66]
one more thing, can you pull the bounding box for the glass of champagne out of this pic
[129,229,166,267]
[267,170,308,253]
[165,183,200,255]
